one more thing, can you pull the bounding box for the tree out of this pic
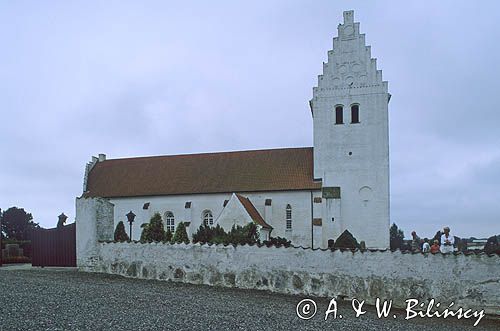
[1,207,39,240]
[165,228,173,242]
[226,223,259,245]
[390,223,405,250]
[140,213,166,242]
[114,221,129,242]
[192,224,227,244]
[211,224,227,242]
[333,230,360,249]
[172,222,189,243]
[140,223,151,242]
[192,224,212,243]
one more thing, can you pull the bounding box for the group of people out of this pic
[411,227,455,254]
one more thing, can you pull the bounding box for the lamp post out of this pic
[126,211,136,241]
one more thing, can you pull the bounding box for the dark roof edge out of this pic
[87,186,323,199]
[98,146,314,163]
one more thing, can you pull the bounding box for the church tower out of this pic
[311,11,390,248]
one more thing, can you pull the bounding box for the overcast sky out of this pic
[1,1,499,239]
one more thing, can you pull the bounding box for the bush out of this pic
[225,223,259,245]
[172,222,189,244]
[192,223,259,245]
[114,221,129,242]
[484,235,500,254]
[192,224,213,243]
[211,225,227,242]
[263,236,291,247]
[389,223,404,250]
[140,223,151,242]
[140,213,167,242]
[192,224,227,244]
[164,228,173,242]
[333,230,360,249]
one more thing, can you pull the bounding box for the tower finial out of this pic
[343,10,354,24]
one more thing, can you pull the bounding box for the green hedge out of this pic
[192,223,259,245]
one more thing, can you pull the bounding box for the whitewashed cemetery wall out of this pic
[76,197,500,316]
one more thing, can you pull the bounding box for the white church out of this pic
[77,10,390,249]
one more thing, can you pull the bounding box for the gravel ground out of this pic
[0,265,498,331]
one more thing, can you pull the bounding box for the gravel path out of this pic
[0,266,498,331]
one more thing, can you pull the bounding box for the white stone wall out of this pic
[108,190,319,247]
[312,11,390,248]
[86,242,500,316]
[75,197,114,267]
[76,197,500,316]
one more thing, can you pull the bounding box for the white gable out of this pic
[214,193,254,232]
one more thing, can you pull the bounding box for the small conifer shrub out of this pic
[114,221,129,242]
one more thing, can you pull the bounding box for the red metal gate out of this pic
[32,223,76,267]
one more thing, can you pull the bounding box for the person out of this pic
[422,238,430,253]
[411,231,421,251]
[440,226,455,254]
[430,239,440,253]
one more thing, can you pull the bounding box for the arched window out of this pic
[351,104,359,123]
[335,106,343,124]
[286,204,292,230]
[202,210,213,226]
[164,211,175,232]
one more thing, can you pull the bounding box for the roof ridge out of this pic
[100,146,314,162]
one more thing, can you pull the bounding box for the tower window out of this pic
[351,105,359,123]
[286,204,292,230]
[335,106,343,124]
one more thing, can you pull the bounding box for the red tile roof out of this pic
[235,194,272,229]
[85,147,321,198]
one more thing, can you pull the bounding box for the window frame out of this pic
[202,210,214,227]
[351,104,360,124]
[164,211,175,232]
[335,105,344,124]
[285,204,292,230]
